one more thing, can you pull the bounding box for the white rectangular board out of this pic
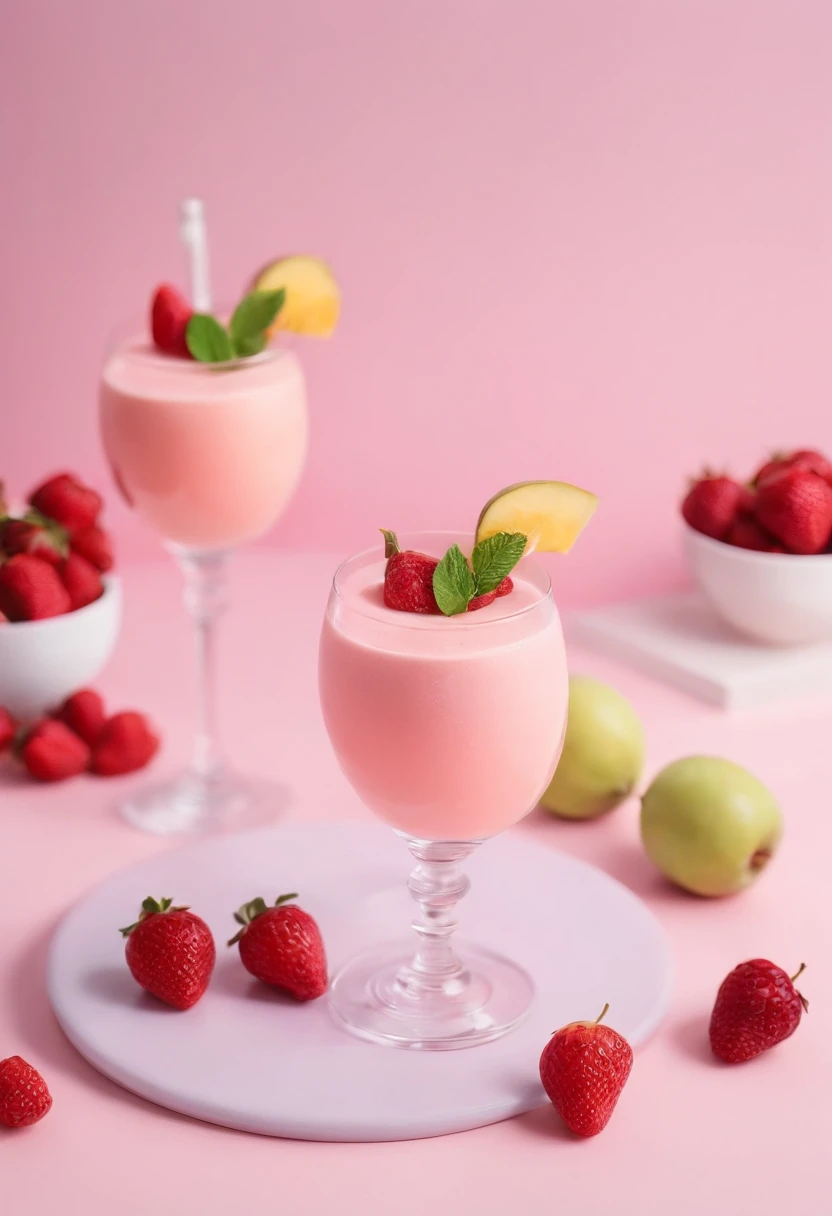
[570,591,832,709]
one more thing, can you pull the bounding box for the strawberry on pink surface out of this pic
[539,1004,633,1137]
[0,707,17,751]
[0,518,66,566]
[681,476,747,540]
[60,552,104,610]
[70,524,114,573]
[55,689,107,747]
[710,960,808,1063]
[229,894,328,1001]
[29,473,102,536]
[754,467,832,554]
[0,1056,52,1128]
[121,897,215,1010]
[151,283,193,358]
[20,719,90,782]
[0,554,72,621]
[91,711,160,776]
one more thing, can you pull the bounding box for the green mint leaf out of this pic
[229,290,285,350]
[471,532,527,595]
[380,529,401,558]
[433,544,476,615]
[233,332,267,358]
[186,314,235,362]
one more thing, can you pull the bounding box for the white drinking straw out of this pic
[179,198,212,312]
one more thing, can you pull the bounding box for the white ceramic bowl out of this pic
[0,577,122,719]
[684,525,832,645]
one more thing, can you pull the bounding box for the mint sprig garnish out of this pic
[433,544,476,615]
[471,532,527,595]
[432,532,527,615]
[186,289,285,363]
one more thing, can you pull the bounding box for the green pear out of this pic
[540,676,645,819]
[640,756,782,897]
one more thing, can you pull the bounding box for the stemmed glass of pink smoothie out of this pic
[100,202,339,834]
[319,491,595,1049]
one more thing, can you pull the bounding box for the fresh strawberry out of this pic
[495,576,514,597]
[21,719,90,782]
[60,552,104,610]
[755,449,832,488]
[0,554,71,621]
[681,476,747,541]
[121,897,215,1010]
[754,467,832,554]
[539,1004,633,1137]
[55,689,106,747]
[151,284,193,358]
[710,960,808,1063]
[383,549,441,614]
[0,1056,52,1128]
[91,711,160,776]
[228,894,328,1001]
[70,525,114,573]
[467,589,497,611]
[725,514,773,552]
[30,473,102,537]
[0,518,66,566]
[0,707,17,751]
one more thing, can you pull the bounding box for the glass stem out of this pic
[175,548,230,784]
[396,839,479,999]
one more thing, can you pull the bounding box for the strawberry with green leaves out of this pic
[121,897,216,1010]
[382,530,523,616]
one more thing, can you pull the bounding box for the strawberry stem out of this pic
[595,1002,610,1025]
[380,529,401,559]
[790,963,806,983]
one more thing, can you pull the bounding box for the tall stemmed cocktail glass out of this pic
[100,339,307,834]
[319,532,569,1048]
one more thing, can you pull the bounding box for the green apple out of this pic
[540,676,645,819]
[640,756,782,897]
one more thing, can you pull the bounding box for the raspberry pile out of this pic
[682,448,832,555]
[0,472,114,621]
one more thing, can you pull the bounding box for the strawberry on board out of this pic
[539,1004,633,1137]
[121,897,216,1010]
[0,1056,52,1128]
[710,959,808,1063]
[228,894,328,1001]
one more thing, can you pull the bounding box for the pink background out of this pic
[4,0,832,607]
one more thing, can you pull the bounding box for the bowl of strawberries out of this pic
[682,448,832,645]
[0,473,121,718]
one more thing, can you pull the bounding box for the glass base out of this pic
[117,769,289,836]
[329,938,534,1050]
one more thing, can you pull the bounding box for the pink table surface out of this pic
[2,551,829,1215]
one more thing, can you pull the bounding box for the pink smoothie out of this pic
[319,537,569,840]
[100,342,307,549]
